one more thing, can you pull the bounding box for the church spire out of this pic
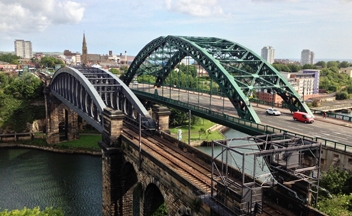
[82,33,88,65]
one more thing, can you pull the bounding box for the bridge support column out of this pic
[152,105,171,133]
[45,93,61,145]
[67,110,79,141]
[99,108,125,216]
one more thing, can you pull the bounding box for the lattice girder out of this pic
[123,36,313,122]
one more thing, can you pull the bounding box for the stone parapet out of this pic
[152,105,171,132]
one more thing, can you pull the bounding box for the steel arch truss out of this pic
[50,67,151,132]
[123,36,313,123]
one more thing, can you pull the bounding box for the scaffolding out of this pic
[210,133,322,215]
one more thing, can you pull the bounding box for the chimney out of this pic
[109,50,112,56]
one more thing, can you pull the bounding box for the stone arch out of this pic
[143,183,165,216]
[121,162,139,216]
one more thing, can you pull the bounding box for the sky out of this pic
[1,0,352,60]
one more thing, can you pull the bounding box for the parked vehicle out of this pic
[266,108,281,116]
[293,112,314,123]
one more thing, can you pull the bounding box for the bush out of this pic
[336,92,349,100]
[0,207,63,216]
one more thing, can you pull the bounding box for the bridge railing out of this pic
[0,132,45,142]
[134,89,352,154]
[251,98,352,123]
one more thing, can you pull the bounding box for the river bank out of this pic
[0,143,101,156]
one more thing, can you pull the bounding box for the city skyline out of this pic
[1,0,352,60]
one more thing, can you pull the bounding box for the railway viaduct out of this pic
[42,68,325,216]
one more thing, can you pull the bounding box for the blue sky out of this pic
[1,0,352,60]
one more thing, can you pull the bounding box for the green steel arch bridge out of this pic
[122,35,312,126]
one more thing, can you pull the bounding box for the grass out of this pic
[54,135,102,150]
[169,119,224,143]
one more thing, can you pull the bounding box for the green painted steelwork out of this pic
[122,36,313,123]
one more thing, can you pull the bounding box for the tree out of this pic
[339,61,350,68]
[336,91,349,100]
[0,53,20,64]
[120,65,128,74]
[169,108,188,126]
[318,194,352,216]
[40,56,65,68]
[5,72,43,99]
[320,167,347,195]
[317,167,352,215]
[327,61,339,68]
[288,64,301,72]
[302,64,317,69]
[198,128,206,139]
[315,61,327,68]
[346,85,352,94]
[109,68,120,75]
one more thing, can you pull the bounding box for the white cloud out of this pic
[0,0,84,34]
[165,0,223,17]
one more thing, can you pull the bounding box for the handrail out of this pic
[250,98,352,123]
[135,90,352,154]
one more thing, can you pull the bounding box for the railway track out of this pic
[122,122,292,215]
[123,125,213,193]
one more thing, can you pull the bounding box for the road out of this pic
[131,84,352,146]
[255,107,352,145]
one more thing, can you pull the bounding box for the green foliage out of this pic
[339,61,350,68]
[0,73,44,131]
[336,92,350,100]
[319,167,352,195]
[198,128,206,139]
[109,68,120,75]
[272,63,301,72]
[151,203,168,216]
[319,67,352,93]
[54,135,102,150]
[120,65,128,73]
[302,64,317,69]
[327,61,339,68]
[0,53,20,64]
[138,74,156,84]
[169,118,224,142]
[315,61,327,68]
[176,64,197,77]
[0,206,63,216]
[346,85,352,94]
[4,72,43,99]
[40,56,65,68]
[317,167,352,215]
[287,64,301,72]
[169,108,188,126]
[318,194,352,216]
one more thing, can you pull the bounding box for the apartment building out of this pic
[300,49,315,65]
[261,46,275,64]
[14,40,32,59]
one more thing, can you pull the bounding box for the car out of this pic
[293,111,314,123]
[266,108,281,116]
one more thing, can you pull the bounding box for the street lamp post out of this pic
[271,88,274,108]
